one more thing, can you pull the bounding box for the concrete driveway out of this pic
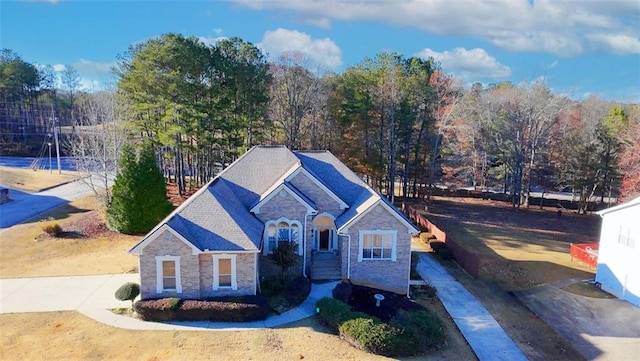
[0,274,139,313]
[0,176,99,229]
[516,278,640,361]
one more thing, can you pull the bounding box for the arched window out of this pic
[265,218,302,254]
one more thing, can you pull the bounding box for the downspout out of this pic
[346,234,351,279]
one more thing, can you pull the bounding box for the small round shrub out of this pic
[115,282,140,303]
[41,221,63,237]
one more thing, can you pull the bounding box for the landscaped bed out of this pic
[317,282,446,357]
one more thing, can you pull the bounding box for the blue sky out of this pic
[2,0,639,102]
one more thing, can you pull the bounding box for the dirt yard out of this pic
[413,196,602,361]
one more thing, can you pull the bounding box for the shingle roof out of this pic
[167,178,263,251]
[131,145,418,255]
[219,145,300,208]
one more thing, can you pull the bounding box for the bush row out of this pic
[133,295,269,322]
[316,297,446,357]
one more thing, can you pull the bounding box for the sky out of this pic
[2,0,639,102]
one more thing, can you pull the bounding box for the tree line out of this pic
[2,33,639,209]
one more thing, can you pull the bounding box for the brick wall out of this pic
[289,172,343,217]
[199,252,257,298]
[139,230,200,299]
[344,205,412,295]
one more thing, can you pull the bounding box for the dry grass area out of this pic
[0,293,475,361]
[422,196,599,290]
[0,195,139,278]
[413,196,603,361]
[0,166,82,192]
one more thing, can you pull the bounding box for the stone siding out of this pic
[289,172,343,217]
[199,252,257,298]
[139,230,200,299]
[343,205,412,294]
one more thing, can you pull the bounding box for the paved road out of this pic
[0,177,99,229]
[416,253,528,361]
[516,279,640,361]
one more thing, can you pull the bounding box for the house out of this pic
[595,196,640,307]
[130,145,420,300]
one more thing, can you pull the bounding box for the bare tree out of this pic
[269,52,319,149]
[65,90,129,207]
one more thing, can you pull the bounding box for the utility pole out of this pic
[51,111,62,174]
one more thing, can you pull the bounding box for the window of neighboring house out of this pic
[358,230,397,261]
[618,226,636,248]
[155,256,182,293]
[213,254,237,290]
[265,219,300,253]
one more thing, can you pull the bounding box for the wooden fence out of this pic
[402,203,482,278]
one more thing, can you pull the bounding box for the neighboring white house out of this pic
[595,196,640,307]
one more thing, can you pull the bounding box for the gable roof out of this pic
[295,150,419,234]
[130,145,420,255]
[597,196,640,217]
[129,178,263,254]
[250,182,317,214]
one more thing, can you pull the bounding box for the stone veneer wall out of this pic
[342,205,412,295]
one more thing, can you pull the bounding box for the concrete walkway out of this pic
[0,176,97,229]
[0,274,338,331]
[416,253,528,361]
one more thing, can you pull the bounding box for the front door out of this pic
[319,229,330,251]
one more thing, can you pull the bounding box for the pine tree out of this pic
[106,143,172,233]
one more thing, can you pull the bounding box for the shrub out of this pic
[114,282,140,305]
[176,295,269,322]
[435,247,453,260]
[430,240,446,251]
[332,282,353,303]
[271,241,299,283]
[419,232,435,244]
[41,220,63,237]
[260,276,285,297]
[284,276,311,305]
[316,297,369,330]
[339,318,406,356]
[410,252,421,280]
[133,295,269,322]
[133,297,181,321]
[390,309,446,350]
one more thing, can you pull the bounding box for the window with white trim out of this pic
[213,254,237,290]
[264,219,301,254]
[358,230,397,261]
[155,256,182,293]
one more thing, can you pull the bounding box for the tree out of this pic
[618,116,640,201]
[271,242,298,284]
[106,143,172,233]
[66,90,128,207]
[115,282,140,307]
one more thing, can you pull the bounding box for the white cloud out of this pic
[235,0,640,57]
[74,59,115,74]
[259,28,342,70]
[198,36,227,47]
[416,47,511,80]
[585,33,640,55]
[212,28,223,35]
[52,64,66,72]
